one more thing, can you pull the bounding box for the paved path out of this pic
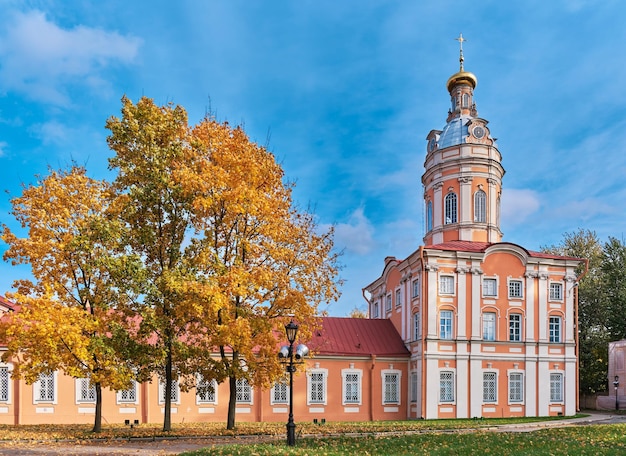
[0,413,624,455]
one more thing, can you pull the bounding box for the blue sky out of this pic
[1,1,625,316]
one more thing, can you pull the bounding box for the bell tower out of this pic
[422,34,504,245]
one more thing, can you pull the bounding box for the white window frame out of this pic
[196,377,218,405]
[483,277,498,297]
[395,288,402,308]
[508,279,523,299]
[381,370,401,405]
[483,371,497,403]
[158,379,180,405]
[549,316,562,343]
[440,310,454,340]
[116,381,139,404]
[307,368,328,405]
[474,189,487,222]
[235,378,253,404]
[509,313,522,342]
[483,312,496,341]
[444,192,457,224]
[549,282,563,301]
[412,279,420,298]
[270,381,289,405]
[439,275,455,295]
[75,378,96,404]
[508,372,524,404]
[342,369,362,405]
[385,294,392,312]
[0,365,11,403]
[33,372,57,404]
[439,370,455,403]
[372,301,379,318]
[550,373,564,403]
[413,312,421,341]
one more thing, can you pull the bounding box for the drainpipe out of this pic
[419,246,427,419]
[369,355,376,421]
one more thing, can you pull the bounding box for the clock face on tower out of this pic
[472,126,485,139]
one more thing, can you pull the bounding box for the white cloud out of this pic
[0,141,7,157]
[0,10,141,105]
[328,208,376,255]
[501,188,541,226]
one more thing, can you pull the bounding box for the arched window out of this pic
[462,93,470,108]
[496,195,501,226]
[474,190,486,222]
[444,193,457,224]
[426,201,433,232]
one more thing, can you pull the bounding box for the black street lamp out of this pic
[278,320,308,446]
[614,375,620,411]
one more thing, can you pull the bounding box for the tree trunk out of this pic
[227,375,237,430]
[163,341,173,432]
[92,382,102,433]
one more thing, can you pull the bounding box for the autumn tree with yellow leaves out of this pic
[0,167,141,433]
[180,117,340,429]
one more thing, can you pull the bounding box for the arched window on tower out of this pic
[426,201,433,232]
[462,93,470,108]
[444,193,457,224]
[474,190,486,223]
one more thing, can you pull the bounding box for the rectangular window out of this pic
[309,371,326,404]
[412,279,420,298]
[483,312,496,341]
[509,373,523,403]
[410,372,418,403]
[413,313,421,341]
[439,276,454,295]
[483,278,497,297]
[483,372,497,403]
[0,367,8,402]
[77,378,96,403]
[36,372,55,402]
[440,310,453,340]
[118,383,137,403]
[440,371,454,402]
[373,302,379,318]
[550,373,563,402]
[385,294,392,312]
[272,381,288,404]
[159,380,179,404]
[343,372,361,404]
[236,378,252,403]
[508,280,523,298]
[509,314,522,341]
[383,372,400,404]
[197,378,217,403]
[395,289,402,307]
[549,316,561,343]
[549,283,563,301]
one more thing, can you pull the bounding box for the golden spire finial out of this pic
[455,33,466,71]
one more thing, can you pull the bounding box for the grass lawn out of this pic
[181,424,626,455]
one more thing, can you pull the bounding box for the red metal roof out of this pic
[308,317,410,357]
[424,241,582,261]
[0,295,14,312]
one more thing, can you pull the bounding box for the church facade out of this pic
[0,44,584,425]
[363,44,584,419]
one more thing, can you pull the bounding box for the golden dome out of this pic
[446,71,478,92]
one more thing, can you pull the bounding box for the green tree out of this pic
[601,237,626,341]
[0,167,139,433]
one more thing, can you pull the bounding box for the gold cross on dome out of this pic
[455,33,466,71]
